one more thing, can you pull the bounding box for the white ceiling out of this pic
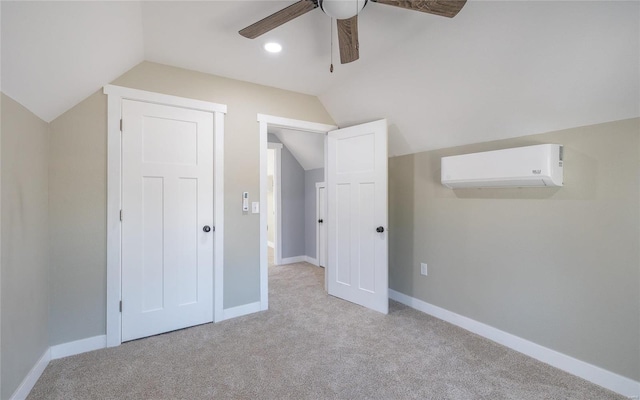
[270,127,325,170]
[2,1,638,155]
[1,1,144,122]
[320,0,640,155]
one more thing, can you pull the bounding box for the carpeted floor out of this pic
[28,261,624,399]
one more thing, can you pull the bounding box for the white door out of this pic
[121,99,214,341]
[327,119,388,314]
[317,184,327,268]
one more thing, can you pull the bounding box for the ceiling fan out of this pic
[239,0,467,64]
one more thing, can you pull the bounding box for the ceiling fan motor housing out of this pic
[319,0,368,20]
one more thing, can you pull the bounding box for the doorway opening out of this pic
[258,115,337,310]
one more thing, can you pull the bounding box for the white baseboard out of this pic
[389,289,640,399]
[50,335,107,360]
[280,255,319,266]
[222,301,262,321]
[10,348,51,400]
[279,256,306,265]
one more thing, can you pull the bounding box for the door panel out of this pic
[177,178,198,305]
[122,100,214,341]
[335,183,352,285]
[142,176,164,312]
[358,182,376,293]
[317,186,327,268]
[327,119,388,314]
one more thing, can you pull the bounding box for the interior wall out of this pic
[1,93,50,400]
[48,91,107,346]
[305,168,324,260]
[279,142,305,259]
[47,61,334,345]
[388,118,640,381]
[268,133,307,259]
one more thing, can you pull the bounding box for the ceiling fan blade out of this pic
[371,0,467,18]
[239,0,318,39]
[337,16,359,64]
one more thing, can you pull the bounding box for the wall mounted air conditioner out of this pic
[441,144,563,188]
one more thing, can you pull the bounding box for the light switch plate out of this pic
[251,201,260,214]
[242,192,249,212]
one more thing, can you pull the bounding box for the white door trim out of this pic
[104,85,226,347]
[267,142,283,266]
[315,182,326,268]
[257,114,337,311]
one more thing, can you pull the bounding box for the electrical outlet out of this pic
[420,263,428,276]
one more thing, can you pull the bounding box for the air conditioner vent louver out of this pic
[441,144,564,189]
[559,146,564,161]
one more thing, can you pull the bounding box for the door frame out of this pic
[267,142,283,266]
[315,182,327,269]
[104,85,227,347]
[257,114,337,310]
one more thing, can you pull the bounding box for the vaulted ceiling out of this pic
[2,1,638,156]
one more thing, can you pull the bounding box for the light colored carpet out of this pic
[28,262,624,399]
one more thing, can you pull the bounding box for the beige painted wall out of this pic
[389,118,640,380]
[48,91,107,345]
[1,93,50,400]
[48,61,334,345]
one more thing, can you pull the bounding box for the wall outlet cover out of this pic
[420,263,428,276]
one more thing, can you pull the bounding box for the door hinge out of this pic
[119,300,122,312]
[120,119,123,132]
[120,209,123,221]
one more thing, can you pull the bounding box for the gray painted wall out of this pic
[305,168,324,259]
[268,133,324,260]
[280,141,306,259]
[388,118,640,381]
[47,62,334,345]
[1,93,50,400]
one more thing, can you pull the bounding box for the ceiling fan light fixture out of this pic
[319,0,367,20]
[264,42,283,53]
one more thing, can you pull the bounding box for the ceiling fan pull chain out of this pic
[356,0,360,52]
[330,17,334,73]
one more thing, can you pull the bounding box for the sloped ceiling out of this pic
[319,1,640,155]
[1,1,638,155]
[270,127,325,170]
[1,1,144,122]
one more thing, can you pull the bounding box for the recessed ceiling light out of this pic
[264,42,282,53]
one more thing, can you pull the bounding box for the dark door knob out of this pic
[203,225,211,233]
[318,219,323,223]
[376,226,384,233]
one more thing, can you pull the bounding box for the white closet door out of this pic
[121,99,214,341]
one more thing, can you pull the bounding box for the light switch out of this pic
[242,192,249,212]
[252,202,260,214]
